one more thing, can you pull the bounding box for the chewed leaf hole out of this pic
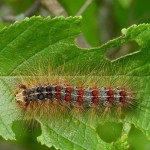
[128,125,150,150]
[106,40,140,60]
[96,122,123,143]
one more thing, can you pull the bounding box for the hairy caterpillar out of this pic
[14,60,136,121]
[16,83,132,111]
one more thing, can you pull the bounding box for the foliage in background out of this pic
[0,0,150,150]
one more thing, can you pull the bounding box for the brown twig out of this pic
[76,0,93,16]
[25,0,40,17]
[40,0,68,17]
[1,0,40,22]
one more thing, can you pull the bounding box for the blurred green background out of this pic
[0,0,150,150]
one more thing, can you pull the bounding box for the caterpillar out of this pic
[16,83,132,110]
[14,60,135,121]
[12,49,141,150]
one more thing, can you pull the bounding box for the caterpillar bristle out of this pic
[12,59,138,124]
[15,80,134,122]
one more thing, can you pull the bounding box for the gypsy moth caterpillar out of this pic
[14,59,136,123]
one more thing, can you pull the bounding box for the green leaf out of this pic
[0,16,150,149]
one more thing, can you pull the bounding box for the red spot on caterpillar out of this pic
[92,97,99,103]
[108,97,114,103]
[55,93,61,99]
[92,90,99,96]
[55,85,61,91]
[120,91,126,96]
[120,97,126,102]
[66,87,72,93]
[78,89,84,95]
[65,94,71,101]
[107,90,114,96]
[77,96,83,103]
